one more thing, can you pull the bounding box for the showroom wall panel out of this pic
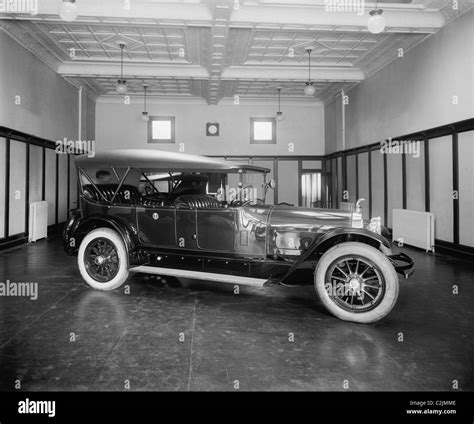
[277,160,299,206]
[406,142,425,212]
[29,145,43,204]
[386,154,403,228]
[371,150,385,225]
[58,154,69,224]
[9,141,26,236]
[458,131,474,247]
[0,138,5,238]
[346,154,357,204]
[357,152,369,220]
[337,156,342,207]
[331,158,337,208]
[429,136,453,242]
[45,149,57,227]
[70,160,78,210]
[326,119,473,257]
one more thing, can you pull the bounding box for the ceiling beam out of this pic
[57,62,210,78]
[230,5,445,32]
[9,0,213,22]
[221,66,365,81]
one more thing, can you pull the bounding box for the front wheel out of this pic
[314,242,399,324]
[78,228,129,291]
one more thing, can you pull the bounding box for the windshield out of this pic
[140,170,270,203]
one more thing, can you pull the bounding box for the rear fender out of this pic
[64,214,142,265]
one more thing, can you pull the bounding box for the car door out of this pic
[195,208,236,251]
[137,206,176,246]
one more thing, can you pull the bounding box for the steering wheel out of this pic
[144,181,160,196]
[241,198,265,207]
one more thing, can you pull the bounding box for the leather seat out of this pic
[82,184,162,207]
[175,195,222,209]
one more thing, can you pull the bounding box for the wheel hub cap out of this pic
[349,278,360,290]
[94,255,106,265]
[325,255,385,312]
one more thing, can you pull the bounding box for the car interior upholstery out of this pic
[82,184,163,207]
[82,184,224,209]
[174,195,223,209]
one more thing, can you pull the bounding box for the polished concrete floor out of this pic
[0,235,473,391]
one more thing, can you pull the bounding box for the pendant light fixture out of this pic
[368,0,386,34]
[59,0,78,22]
[304,48,316,96]
[141,85,150,122]
[276,87,284,122]
[116,43,128,95]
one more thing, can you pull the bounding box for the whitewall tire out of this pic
[314,242,399,324]
[78,228,129,291]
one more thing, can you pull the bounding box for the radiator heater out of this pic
[392,209,435,252]
[29,201,48,243]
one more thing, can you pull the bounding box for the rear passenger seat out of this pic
[82,184,163,207]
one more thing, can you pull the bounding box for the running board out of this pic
[130,266,268,287]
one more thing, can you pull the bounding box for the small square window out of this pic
[250,118,276,144]
[148,116,175,143]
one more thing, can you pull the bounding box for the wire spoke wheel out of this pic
[84,237,120,283]
[325,255,386,313]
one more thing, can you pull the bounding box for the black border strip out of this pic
[297,158,302,207]
[424,135,430,212]
[401,150,407,209]
[355,152,359,200]
[452,128,459,245]
[368,148,372,218]
[383,147,388,226]
[55,153,59,225]
[42,144,46,201]
[25,138,30,234]
[4,137,10,239]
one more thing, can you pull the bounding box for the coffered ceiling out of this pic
[0,0,472,104]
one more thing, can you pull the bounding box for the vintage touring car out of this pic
[63,149,414,323]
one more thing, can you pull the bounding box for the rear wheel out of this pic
[314,242,399,323]
[78,228,129,291]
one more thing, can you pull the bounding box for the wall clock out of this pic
[206,122,219,136]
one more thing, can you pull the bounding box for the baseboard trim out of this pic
[0,222,66,251]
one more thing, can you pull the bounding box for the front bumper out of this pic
[388,252,415,279]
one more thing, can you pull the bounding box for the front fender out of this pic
[276,228,393,285]
[312,227,392,255]
[63,214,141,264]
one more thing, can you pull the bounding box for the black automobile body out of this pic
[64,149,414,323]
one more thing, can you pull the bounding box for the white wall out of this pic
[95,99,325,156]
[0,31,80,141]
[325,9,474,153]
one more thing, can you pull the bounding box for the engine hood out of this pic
[268,205,353,232]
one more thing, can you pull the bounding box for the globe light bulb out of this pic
[141,112,150,122]
[276,112,284,122]
[368,9,386,34]
[59,0,78,22]
[116,80,128,95]
[304,82,316,96]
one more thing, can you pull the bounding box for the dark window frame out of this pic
[250,118,276,144]
[147,116,176,144]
